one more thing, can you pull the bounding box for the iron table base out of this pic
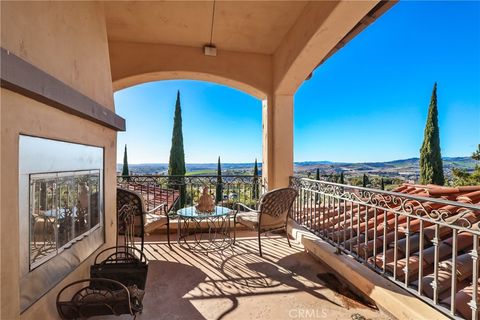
[177,215,233,251]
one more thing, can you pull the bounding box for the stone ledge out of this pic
[287,220,448,320]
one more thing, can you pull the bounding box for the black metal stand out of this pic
[177,214,233,252]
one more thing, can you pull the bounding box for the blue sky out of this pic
[115,1,480,164]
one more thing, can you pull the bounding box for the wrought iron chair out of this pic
[233,187,298,257]
[117,187,171,251]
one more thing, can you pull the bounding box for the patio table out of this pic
[177,206,233,251]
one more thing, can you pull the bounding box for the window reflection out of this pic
[30,170,101,269]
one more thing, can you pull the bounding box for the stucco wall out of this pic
[1,1,114,110]
[1,2,117,319]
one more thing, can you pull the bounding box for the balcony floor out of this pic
[106,232,387,320]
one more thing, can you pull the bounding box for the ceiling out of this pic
[104,1,310,55]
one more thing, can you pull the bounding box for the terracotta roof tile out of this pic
[318,182,480,317]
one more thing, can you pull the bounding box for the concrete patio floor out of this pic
[107,232,389,320]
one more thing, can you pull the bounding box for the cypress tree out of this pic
[419,83,444,185]
[362,174,369,188]
[168,91,186,206]
[381,178,385,190]
[122,144,130,180]
[252,159,259,200]
[216,156,223,203]
[340,171,345,185]
[315,168,320,203]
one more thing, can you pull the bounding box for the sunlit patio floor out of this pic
[106,231,389,320]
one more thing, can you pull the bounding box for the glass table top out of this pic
[177,206,232,218]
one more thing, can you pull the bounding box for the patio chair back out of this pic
[258,187,298,230]
[117,188,145,245]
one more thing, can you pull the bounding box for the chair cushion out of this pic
[236,211,259,230]
[236,211,286,231]
[144,214,168,234]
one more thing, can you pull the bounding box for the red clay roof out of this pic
[316,183,480,319]
[392,184,480,204]
[123,183,180,213]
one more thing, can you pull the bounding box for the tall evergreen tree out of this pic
[252,159,260,200]
[340,171,345,185]
[216,156,223,203]
[168,91,186,206]
[381,178,385,190]
[419,83,444,185]
[122,144,130,180]
[315,168,321,203]
[362,174,369,188]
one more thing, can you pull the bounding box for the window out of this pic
[19,135,105,311]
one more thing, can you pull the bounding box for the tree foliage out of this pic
[168,91,186,206]
[419,83,444,185]
[362,174,369,188]
[122,144,129,180]
[216,156,223,203]
[252,159,260,200]
[472,144,480,161]
[451,145,480,186]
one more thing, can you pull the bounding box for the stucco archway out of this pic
[113,70,266,100]
[109,41,271,101]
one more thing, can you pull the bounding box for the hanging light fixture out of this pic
[204,0,217,56]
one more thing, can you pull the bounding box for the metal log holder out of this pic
[56,278,137,319]
[90,246,148,291]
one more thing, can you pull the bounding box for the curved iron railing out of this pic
[290,176,480,320]
[117,175,263,214]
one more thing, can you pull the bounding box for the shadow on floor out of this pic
[110,234,387,320]
[141,260,208,320]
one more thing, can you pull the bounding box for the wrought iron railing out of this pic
[290,177,480,320]
[117,175,263,214]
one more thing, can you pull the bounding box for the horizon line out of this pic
[118,155,472,166]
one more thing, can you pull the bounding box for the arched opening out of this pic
[114,78,262,165]
[115,79,264,218]
[113,71,267,100]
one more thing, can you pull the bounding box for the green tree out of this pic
[349,176,363,187]
[362,174,369,188]
[451,145,480,186]
[472,144,480,161]
[340,171,345,185]
[252,159,260,200]
[419,83,444,185]
[122,144,130,180]
[381,178,385,190]
[314,168,321,203]
[216,156,223,203]
[168,91,186,206]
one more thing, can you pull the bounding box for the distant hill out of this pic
[116,162,259,175]
[293,157,476,181]
[117,157,476,180]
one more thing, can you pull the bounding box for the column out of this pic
[262,94,294,190]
